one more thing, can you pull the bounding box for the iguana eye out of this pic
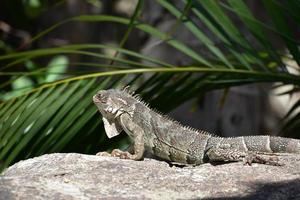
[96,93,107,103]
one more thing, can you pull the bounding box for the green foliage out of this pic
[1,0,300,170]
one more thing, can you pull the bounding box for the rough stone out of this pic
[1,153,300,200]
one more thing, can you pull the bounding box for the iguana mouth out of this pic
[92,94,101,103]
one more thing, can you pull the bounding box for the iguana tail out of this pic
[267,136,300,153]
[242,136,300,153]
[213,136,300,153]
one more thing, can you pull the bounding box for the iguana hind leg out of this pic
[206,148,283,166]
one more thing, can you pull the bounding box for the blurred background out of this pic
[0,0,300,170]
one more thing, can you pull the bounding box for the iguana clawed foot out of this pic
[96,149,135,160]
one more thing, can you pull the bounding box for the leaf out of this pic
[28,14,212,66]
[44,55,69,83]
[157,0,232,68]
[262,0,300,67]
[110,0,144,65]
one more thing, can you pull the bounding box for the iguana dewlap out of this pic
[93,88,300,166]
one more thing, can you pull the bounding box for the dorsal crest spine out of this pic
[119,88,215,136]
[122,85,135,95]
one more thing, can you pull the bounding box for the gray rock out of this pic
[1,153,300,200]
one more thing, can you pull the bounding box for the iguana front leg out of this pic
[97,112,145,160]
[206,148,282,166]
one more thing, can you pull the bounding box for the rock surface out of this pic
[1,153,300,200]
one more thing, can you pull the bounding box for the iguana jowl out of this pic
[93,88,300,165]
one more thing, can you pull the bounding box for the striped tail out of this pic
[267,136,300,153]
[242,136,300,153]
[212,136,300,154]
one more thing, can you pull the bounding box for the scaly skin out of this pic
[93,87,300,166]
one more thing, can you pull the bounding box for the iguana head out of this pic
[93,88,134,138]
[93,89,133,118]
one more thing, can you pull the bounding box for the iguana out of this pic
[93,87,300,166]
